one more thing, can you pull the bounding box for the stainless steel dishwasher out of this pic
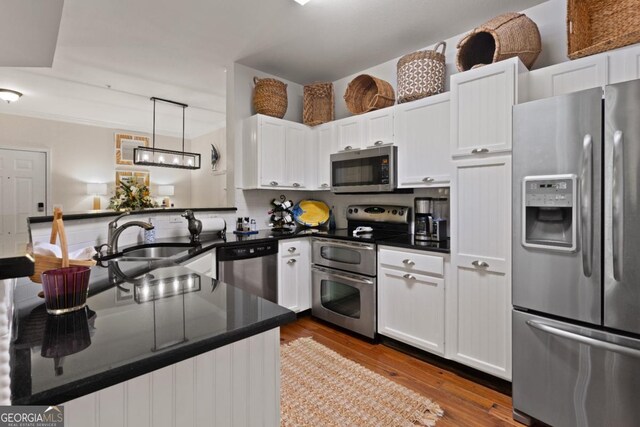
[217,242,278,303]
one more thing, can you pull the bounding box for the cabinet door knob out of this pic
[344,145,353,151]
[374,140,383,146]
[292,182,300,188]
[403,273,416,280]
[287,258,297,264]
[471,148,490,154]
[270,181,278,186]
[422,177,434,183]
[471,260,489,268]
[402,259,415,266]
[288,247,296,253]
[321,183,329,188]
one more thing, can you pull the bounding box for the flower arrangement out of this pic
[108,180,158,211]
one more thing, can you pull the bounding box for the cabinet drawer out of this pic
[279,239,305,257]
[378,247,444,276]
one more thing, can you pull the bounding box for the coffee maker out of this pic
[414,198,433,241]
[414,197,448,242]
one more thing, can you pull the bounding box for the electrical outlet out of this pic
[169,215,182,224]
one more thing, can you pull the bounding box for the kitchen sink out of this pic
[119,244,195,260]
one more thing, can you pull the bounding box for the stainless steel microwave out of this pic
[330,145,397,193]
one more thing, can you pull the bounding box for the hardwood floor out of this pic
[281,316,523,427]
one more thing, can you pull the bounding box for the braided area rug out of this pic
[281,337,443,426]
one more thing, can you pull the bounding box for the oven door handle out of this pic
[313,238,375,250]
[313,266,374,285]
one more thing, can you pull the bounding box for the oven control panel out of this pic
[346,205,411,224]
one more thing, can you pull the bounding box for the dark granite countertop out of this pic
[377,235,450,254]
[28,207,237,224]
[11,257,295,405]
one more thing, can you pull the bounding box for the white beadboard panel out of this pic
[336,117,364,151]
[362,108,394,147]
[451,59,516,157]
[64,328,280,427]
[454,156,511,274]
[97,382,125,427]
[528,54,608,101]
[454,267,511,380]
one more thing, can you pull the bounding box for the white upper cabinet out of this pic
[336,116,364,151]
[607,44,640,85]
[528,54,608,101]
[450,58,525,158]
[395,93,451,187]
[363,108,394,148]
[242,114,313,190]
[315,122,336,190]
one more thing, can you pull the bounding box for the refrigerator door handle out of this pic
[580,134,593,277]
[612,130,624,282]
[527,320,640,359]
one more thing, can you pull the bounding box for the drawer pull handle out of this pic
[403,274,416,280]
[288,247,296,253]
[422,177,434,183]
[344,145,353,151]
[374,140,383,146]
[472,260,489,268]
[471,148,489,155]
[321,183,329,188]
[293,182,301,188]
[402,259,415,266]
[287,259,297,264]
[270,181,278,186]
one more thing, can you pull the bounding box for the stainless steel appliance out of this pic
[330,145,397,193]
[311,204,410,339]
[512,80,640,426]
[217,242,278,303]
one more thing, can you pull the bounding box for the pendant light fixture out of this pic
[134,97,201,170]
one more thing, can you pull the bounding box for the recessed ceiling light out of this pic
[0,89,22,103]
[294,0,311,5]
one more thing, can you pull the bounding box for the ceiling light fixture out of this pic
[0,89,23,103]
[294,0,311,5]
[133,97,201,170]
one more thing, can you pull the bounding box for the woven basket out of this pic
[303,82,334,126]
[456,12,541,72]
[30,210,96,284]
[253,77,288,118]
[344,75,395,115]
[397,41,447,104]
[568,0,640,60]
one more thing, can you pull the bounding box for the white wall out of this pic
[190,127,228,208]
[0,113,193,213]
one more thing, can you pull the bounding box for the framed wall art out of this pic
[115,170,150,187]
[115,133,150,165]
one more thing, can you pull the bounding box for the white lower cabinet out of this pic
[278,239,311,313]
[377,246,446,356]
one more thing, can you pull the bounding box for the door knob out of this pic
[422,177,434,183]
[471,260,489,268]
[270,181,278,186]
[374,141,383,146]
[344,145,353,151]
[288,247,296,253]
[292,182,301,188]
[287,259,297,264]
[402,259,415,266]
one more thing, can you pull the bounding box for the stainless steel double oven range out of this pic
[311,205,410,339]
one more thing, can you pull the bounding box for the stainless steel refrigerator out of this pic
[512,79,640,427]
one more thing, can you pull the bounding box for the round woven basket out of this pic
[397,41,447,103]
[253,77,288,118]
[456,12,541,72]
[344,74,395,115]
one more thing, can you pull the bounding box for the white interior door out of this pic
[0,149,47,257]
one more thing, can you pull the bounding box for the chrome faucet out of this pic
[99,212,154,255]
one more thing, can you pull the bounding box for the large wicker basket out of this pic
[568,0,640,60]
[397,41,447,104]
[253,77,288,118]
[456,12,541,71]
[30,210,96,284]
[344,74,395,115]
[303,82,334,126]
